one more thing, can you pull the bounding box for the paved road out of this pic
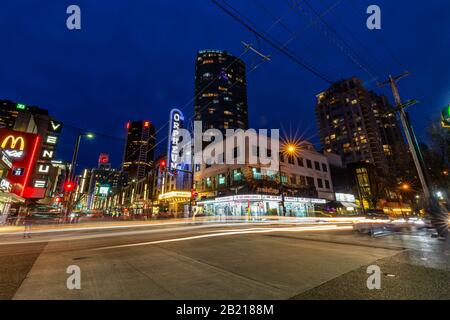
[0,219,449,300]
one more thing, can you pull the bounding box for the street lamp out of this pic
[279,141,300,216]
[65,132,94,216]
[69,132,94,182]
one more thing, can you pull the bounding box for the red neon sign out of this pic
[0,129,41,198]
[20,135,40,197]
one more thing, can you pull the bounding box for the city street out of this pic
[0,218,449,300]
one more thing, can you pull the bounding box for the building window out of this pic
[218,175,226,185]
[314,161,321,171]
[306,176,315,187]
[290,176,296,185]
[317,178,323,189]
[306,159,312,169]
[299,176,306,186]
[297,157,304,167]
[288,156,295,165]
[232,169,242,182]
[322,163,328,172]
[325,179,330,189]
[252,167,262,180]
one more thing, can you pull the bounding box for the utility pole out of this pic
[379,72,431,200]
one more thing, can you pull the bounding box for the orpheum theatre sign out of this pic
[0,128,41,198]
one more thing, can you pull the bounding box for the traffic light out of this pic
[54,197,62,203]
[191,189,198,200]
[159,160,166,171]
[442,105,450,128]
[63,181,75,192]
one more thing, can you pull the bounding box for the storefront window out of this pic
[232,170,242,181]
[252,168,262,180]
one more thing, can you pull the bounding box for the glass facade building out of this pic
[194,50,248,132]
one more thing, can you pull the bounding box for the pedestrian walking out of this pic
[23,212,33,238]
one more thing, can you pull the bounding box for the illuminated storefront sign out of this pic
[98,185,110,196]
[197,194,321,217]
[285,197,327,204]
[159,191,191,200]
[335,193,356,203]
[1,152,12,169]
[46,135,58,145]
[0,179,11,192]
[167,108,184,174]
[98,153,109,164]
[49,120,63,133]
[0,129,41,198]
[41,149,54,159]
[1,135,25,159]
[37,164,50,173]
[34,180,47,188]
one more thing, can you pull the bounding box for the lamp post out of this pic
[65,132,94,216]
[69,132,94,182]
[279,142,298,216]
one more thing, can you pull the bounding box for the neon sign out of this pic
[0,129,41,198]
[167,108,184,174]
[1,135,26,159]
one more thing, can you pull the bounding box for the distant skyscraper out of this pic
[122,120,156,180]
[194,50,248,132]
[315,77,409,179]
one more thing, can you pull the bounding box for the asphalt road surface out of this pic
[0,219,449,300]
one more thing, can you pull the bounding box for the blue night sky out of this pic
[0,0,449,173]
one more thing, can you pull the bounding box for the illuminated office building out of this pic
[194,50,248,132]
[315,77,409,179]
[122,120,156,180]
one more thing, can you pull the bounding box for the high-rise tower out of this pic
[194,50,248,132]
[122,120,156,180]
[315,77,409,179]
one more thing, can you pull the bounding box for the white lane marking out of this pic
[92,225,353,250]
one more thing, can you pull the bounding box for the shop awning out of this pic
[340,202,358,208]
[0,192,25,203]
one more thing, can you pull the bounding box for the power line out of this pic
[316,0,388,76]
[211,0,333,84]
[287,0,380,81]
[62,123,124,141]
[188,0,342,126]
